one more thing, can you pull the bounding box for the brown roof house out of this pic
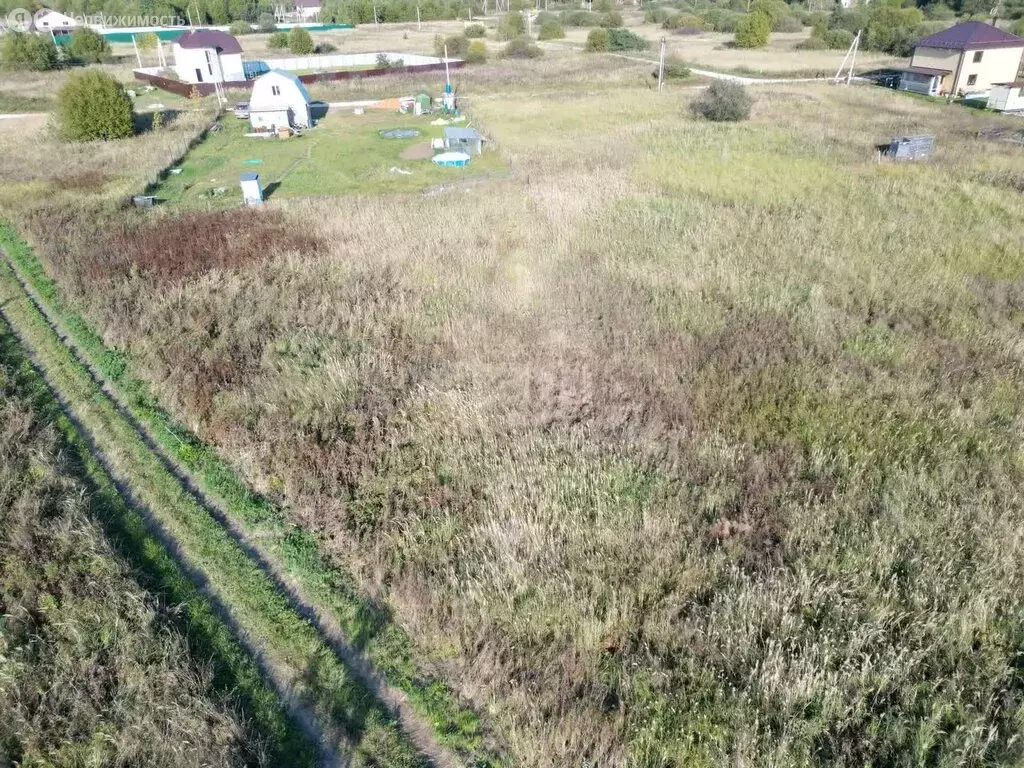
[898,21,1024,97]
[172,29,245,84]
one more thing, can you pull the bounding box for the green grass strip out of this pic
[0,325,314,768]
[0,221,500,767]
[0,238,427,768]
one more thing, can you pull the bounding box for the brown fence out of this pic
[135,60,465,97]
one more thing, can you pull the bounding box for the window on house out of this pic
[967,74,978,86]
[271,85,281,95]
[973,51,983,63]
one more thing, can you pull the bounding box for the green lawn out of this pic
[149,110,505,206]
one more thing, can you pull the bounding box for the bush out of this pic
[772,15,803,33]
[501,35,542,58]
[1013,18,1024,35]
[662,53,691,79]
[925,3,955,19]
[1,32,58,70]
[600,10,623,27]
[267,30,289,48]
[465,39,488,63]
[464,23,486,37]
[288,26,314,54]
[257,12,277,32]
[67,28,111,63]
[538,19,565,39]
[691,79,752,122]
[434,33,471,57]
[585,27,610,51]
[663,12,705,32]
[607,27,649,50]
[315,41,338,53]
[57,70,134,141]
[645,7,675,24]
[497,12,526,40]
[228,20,252,35]
[562,9,602,26]
[374,52,403,66]
[134,31,158,52]
[749,0,789,27]
[808,11,828,36]
[701,8,740,32]
[733,11,771,48]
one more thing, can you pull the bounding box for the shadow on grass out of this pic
[134,109,183,135]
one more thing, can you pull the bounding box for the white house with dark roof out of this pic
[172,29,245,84]
[899,21,1024,97]
[248,69,312,130]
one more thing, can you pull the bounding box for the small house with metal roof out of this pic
[442,126,482,155]
[249,69,312,131]
[899,22,1024,97]
[172,29,245,84]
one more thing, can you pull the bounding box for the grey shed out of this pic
[443,126,483,155]
[888,135,935,161]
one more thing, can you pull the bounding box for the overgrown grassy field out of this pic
[4,49,1024,766]
[149,111,506,206]
[0,331,268,766]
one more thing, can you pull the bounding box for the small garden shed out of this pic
[249,70,312,132]
[443,127,482,155]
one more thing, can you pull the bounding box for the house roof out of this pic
[176,29,243,54]
[251,69,311,104]
[240,172,260,181]
[916,21,1024,51]
[900,65,952,77]
[443,127,481,140]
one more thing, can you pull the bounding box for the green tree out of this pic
[866,5,923,55]
[257,12,277,31]
[465,39,488,62]
[268,30,289,48]
[585,27,610,51]
[68,27,111,63]
[1,32,58,71]
[135,31,158,52]
[496,12,525,40]
[733,10,771,48]
[288,26,314,53]
[464,23,486,37]
[57,70,134,141]
[538,19,565,39]
[228,19,253,34]
[607,27,648,50]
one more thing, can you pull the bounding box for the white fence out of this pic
[246,52,446,74]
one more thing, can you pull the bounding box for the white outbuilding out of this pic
[172,29,245,84]
[33,9,78,33]
[987,81,1024,112]
[248,70,312,131]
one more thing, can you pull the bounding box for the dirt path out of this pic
[0,246,465,768]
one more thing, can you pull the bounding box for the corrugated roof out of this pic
[240,172,260,181]
[258,69,311,102]
[176,29,243,54]
[443,127,481,140]
[900,65,952,76]
[916,21,1024,51]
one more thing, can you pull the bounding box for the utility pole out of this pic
[657,37,665,91]
[132,33,142,67]
[833,29,860,85]
[417,5,421,29]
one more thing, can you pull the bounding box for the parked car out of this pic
[233,102,250,119]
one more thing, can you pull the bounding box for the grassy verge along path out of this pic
[0,324,312,768]
[0,234,432,768]
[0,221,500,767]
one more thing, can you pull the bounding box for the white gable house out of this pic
[33,9,77,32]
[172,29,245,84]
[249,70,312,131]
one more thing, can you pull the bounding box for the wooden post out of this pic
[657,37,665,91]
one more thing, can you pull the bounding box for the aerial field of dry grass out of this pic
[4,42,1024,766]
